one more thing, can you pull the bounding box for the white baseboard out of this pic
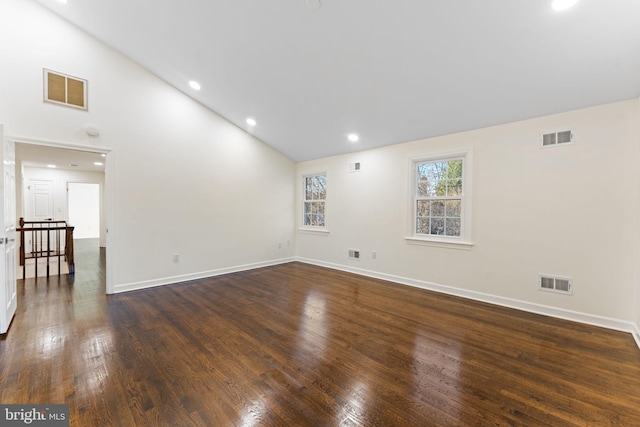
[113,257,296,294]
[296,257,639,341]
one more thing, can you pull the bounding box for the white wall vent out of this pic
[539,275,573,295]
[348,162,361,173]
[348,249,360,260]
[541,130,573,148]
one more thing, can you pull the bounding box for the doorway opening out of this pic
[13,140,110,291]
[68,182,100,240]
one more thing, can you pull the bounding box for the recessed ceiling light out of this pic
[57,0,68,4]
[101,153,106,157]
[551,0,580,11]
[94,162,103,166]
[348,133,359,142]
[188,81,201,91]
[246,118,257,126]
[47,164,57,168]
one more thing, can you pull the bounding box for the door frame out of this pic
[8,134,114,294]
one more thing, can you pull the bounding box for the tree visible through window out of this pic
[304,174,326,227]
[415,159,463,237]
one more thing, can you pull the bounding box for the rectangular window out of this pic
[407,150,472,248]
[415,159,463,237]
[303,174,326,227]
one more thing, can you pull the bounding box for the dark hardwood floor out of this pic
[1,244,640,426]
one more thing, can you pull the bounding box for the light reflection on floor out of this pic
[79,327,114,394]
[296,290,328,363]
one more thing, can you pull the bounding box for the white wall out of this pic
[67,182,100,239]
[297,99,640,329]
[1,0,295,292]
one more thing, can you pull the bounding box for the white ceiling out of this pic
[35,0,640,162]
[16,144,106,172]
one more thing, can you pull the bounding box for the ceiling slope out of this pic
[35,0,640,161]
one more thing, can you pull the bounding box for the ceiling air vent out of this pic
[539,275,572,295]
[541,130,573,148]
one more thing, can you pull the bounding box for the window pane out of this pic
[416,164,431,197]
[416,200,430,217]
[417,176,429,197]
[305,175,326,201]
[304,201,325,226]
[431,201,445,217]
[430,218,445,235]
[305,177,313,200]
[445,200,461,217]
[435,162,449,196]
[416,218,429,234]
[445,218,461,236]
[418,162,444,197]
[316,175,326,199]
[314,202,325,226]
[448,160,463,178]
[304,202,313,226]
[447,179,462,196]
[311,177,320,200]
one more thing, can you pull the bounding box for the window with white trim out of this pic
[408,151,472,247]
[416,158,462,236]
[303,174,326,227]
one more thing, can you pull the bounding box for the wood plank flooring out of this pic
[1,249,640,426]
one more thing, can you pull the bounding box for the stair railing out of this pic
[17,218,75,279]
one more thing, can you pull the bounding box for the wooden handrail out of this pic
[19,218,67,225]
[17,218,75,279]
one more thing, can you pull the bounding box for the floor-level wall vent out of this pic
[539,274,573,295]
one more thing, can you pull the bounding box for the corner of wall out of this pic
[636,97,640,351]
[633,323,640,350]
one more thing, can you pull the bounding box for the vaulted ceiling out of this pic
[35,0,640,162]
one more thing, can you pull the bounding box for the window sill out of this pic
[298,228,330,236]
[405,236,474,250]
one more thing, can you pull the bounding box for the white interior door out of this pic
[26,179,54,221]
[25,178,54,253]
[0,125,17,334]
